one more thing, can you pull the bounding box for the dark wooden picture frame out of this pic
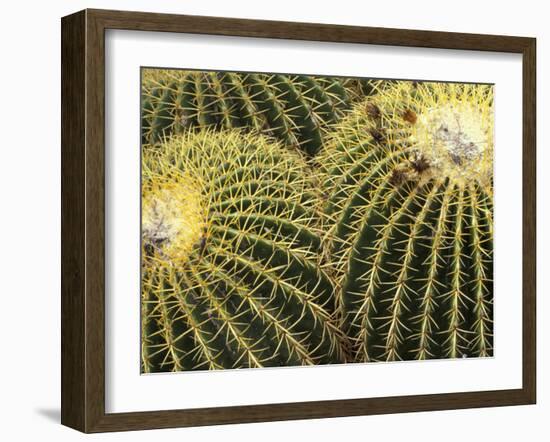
[61,8,536,433]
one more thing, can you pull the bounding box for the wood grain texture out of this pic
[85,9,107,432]
[89,8,532,52]
[61,8,537,433]
[61,10,86,431]
[522,38,537,402]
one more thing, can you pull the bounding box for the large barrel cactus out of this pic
[141,130,346,372]
[141,69,359,156]
[319,81,494,363]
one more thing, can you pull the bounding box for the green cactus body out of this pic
[319,81,494,363]
[141,69,357,156]
[141,130,346,372]
[342,77,378,102]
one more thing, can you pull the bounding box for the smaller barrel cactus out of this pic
[141,130,346,372]
[141,69,360,156]
[319,80,494,363]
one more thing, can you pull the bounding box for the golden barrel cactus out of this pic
[141,130,347,372]
[319,81,494,362]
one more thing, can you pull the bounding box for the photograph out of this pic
[140,69,494,373]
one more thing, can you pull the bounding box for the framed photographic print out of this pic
[61,9,536,433]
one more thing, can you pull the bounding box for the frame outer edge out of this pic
[522,37,536,404]
[61,10,87,432]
